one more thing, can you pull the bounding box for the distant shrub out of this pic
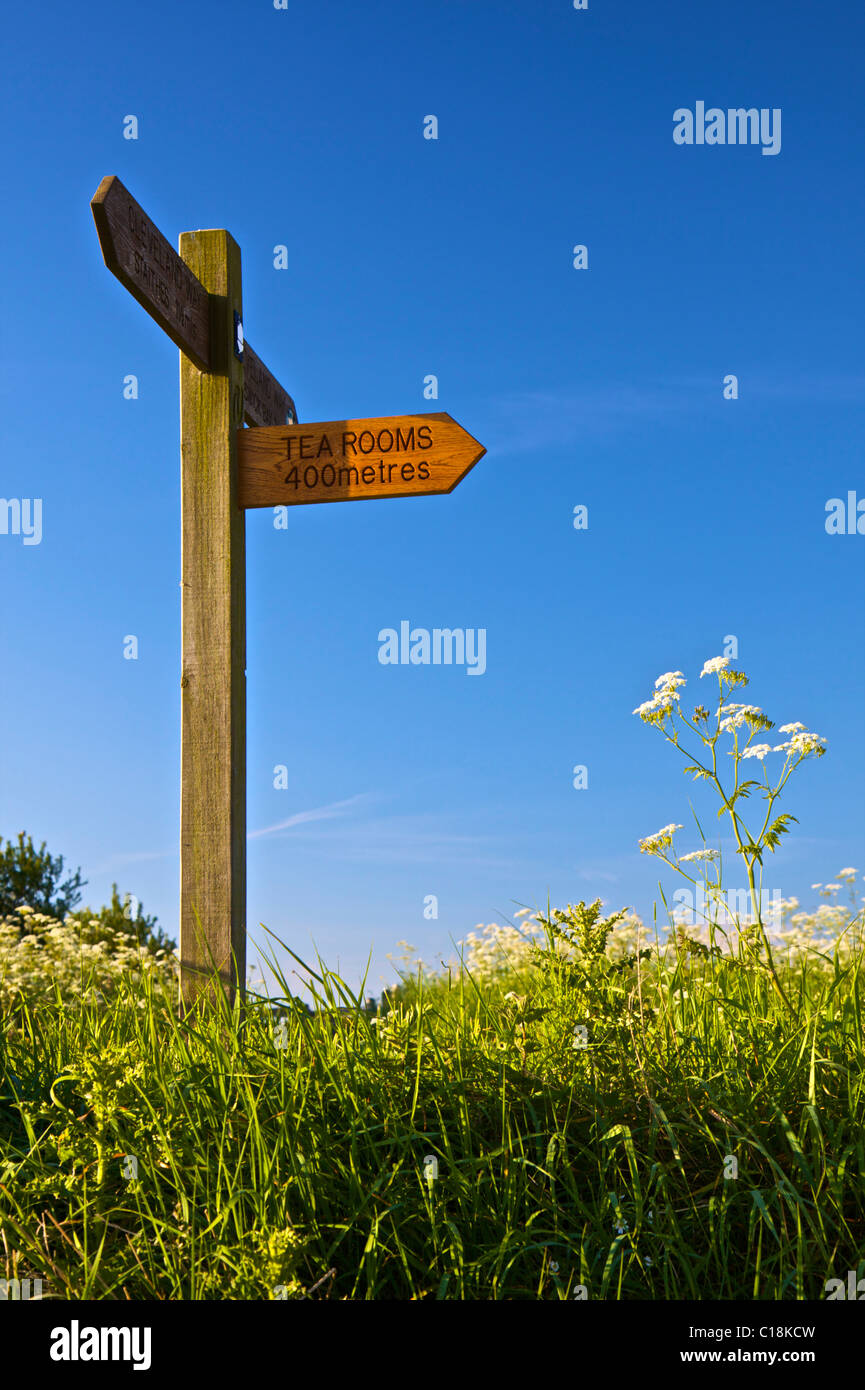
[67,884,176,957]
[0,832,85,921]
[0,832,173,957]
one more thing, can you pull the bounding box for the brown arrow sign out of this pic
[91,175,296,426]
[91,175,212,370]
[237,412,486,508]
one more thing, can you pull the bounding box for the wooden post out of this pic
[178,230,246,1008]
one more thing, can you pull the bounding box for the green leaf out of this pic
[763,812,798,854]
[718,781,758,816]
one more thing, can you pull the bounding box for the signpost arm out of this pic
[178,229,246,1008]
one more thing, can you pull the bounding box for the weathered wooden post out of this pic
[178,230,246,1008]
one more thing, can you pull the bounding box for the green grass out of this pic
[1,902,863,1300]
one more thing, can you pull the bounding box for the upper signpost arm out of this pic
[91,175,212,371]
[90,176,297,425]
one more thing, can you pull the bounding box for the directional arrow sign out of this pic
[91,176,296,426]
[91,175,212,370]
[237,412,485,508]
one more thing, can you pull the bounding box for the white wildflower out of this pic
[633,692,679,719]
[700,656,731,677]
[639,823,683,854]
[720,704,763,731]
[0,907,178,1009]
[679,849,720,863]
[740,744,773,760]
[773,731,826,758]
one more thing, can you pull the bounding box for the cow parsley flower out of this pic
[633,692,678,720]
[720,704,763,731]
[740,744,773,760]
[639,823,683,854]
[773,731,827,758]
[679,849,720,862]
[700,656,731,677]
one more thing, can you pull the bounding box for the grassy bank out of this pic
[1,898,862,1300]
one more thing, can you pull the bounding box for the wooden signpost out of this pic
[238,413,485,508]
[91,175,486,1008]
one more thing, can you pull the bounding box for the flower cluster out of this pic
[718,703,767,732]
[774,729,827,759]
[633,672,686,724]
[456,907,654,981]
[634,654,759,726]
[638,824,683,855]
[458,915,543,981]
[445,880,862,990]
[0,906,179,1008]
[700,656,731,678]
[740,743,774,760]
[667,871,863,962]
[699,655,749,691]
[760,872,863,962]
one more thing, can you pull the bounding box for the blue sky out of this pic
[2,0,863,1001]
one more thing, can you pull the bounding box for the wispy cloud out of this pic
[92,847,177,873]
[576,867,620,883]
[250,803,523,869]
[488,382,684,454]
[247,793,373,841]
[486,371,865,455]
[92,794,376,868]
